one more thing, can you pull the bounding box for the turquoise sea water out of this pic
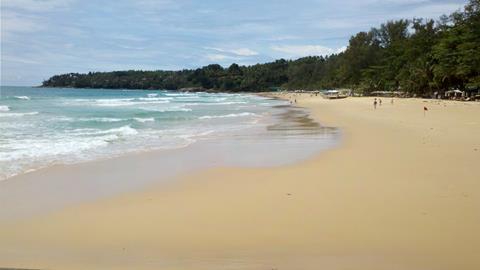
[0,86,286,180]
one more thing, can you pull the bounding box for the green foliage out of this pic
[43,0,479,95]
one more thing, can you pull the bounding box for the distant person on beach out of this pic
[391,98,394,104]
[374,98,378,109]
[379,99,382,106]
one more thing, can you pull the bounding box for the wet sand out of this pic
[0,104,337,220]
[0,95,479,270]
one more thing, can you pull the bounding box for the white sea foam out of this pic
[185,101,247,106]
[137,97,172,101]
[0,111,39,117]
[94,98,134,107]
[218,101,248,105]
[94,98,171,107]
[78,117,125,122]
[165,93,197,97]
[141,107,192,112]
[176,96,200,99]
[14,96,30,100]
[0,105,10,111]
[147,93,159,98]
[69,125,139,137]
[198,112,256,119]
[107,125,139,136]
[134,117,155,123]
[65,98,170,107]
[0,136,112,162]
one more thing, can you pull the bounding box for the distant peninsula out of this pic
[42,0,479,96]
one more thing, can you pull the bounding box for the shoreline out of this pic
[1,95,479,269]
[0,100,338,220]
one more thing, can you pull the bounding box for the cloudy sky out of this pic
[1,0,467,86]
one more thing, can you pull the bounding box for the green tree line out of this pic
[42,0,479,96]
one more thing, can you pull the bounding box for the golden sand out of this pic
[1,96,479,269]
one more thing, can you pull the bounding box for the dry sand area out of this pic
[1,95,479,270]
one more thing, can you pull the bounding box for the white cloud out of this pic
[271,45,346,58]
[383,0,429,4]
[0,12,45,34]
[204,47,258,56]
[230,48,258,56]
[206,54,238,62]
[313,18,363,30]
[264,35,298,41]
[130,0,182,14]
[405,3,463,19]
[1,55,40,64]
[0,0,77,39]
[1,0,73,12]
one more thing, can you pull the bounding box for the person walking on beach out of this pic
[374,98,378,109]
[379,99,382,106]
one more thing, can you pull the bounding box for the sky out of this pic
[0,0,468,86]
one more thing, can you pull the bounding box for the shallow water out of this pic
[0,86,293,180]
[0,88,340,219]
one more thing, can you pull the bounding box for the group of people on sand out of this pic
[373,97,395,109]
[287,93,298,104]
[372,97,430,116]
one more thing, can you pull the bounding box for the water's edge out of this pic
[0,91,340,221]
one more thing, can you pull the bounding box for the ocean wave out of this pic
[0,89,293,181]
[69,125,139,137]
[106,125,139,136]
[218,101,248,105]
[134,117,155,123]
[64,98,171,107]
[198,112,256,119]
[137,97,172,101]
[14,96,30,100]
[0,135,112,162]
[141,107,192,112]
[0,111,39,117]
[164,93,198,97]
[95,98,171,107]
[176,96,200,99]
[78,117,125,122]
[185,101,247,106]
[94,98,134,107]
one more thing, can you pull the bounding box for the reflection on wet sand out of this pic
[268,104,338,136]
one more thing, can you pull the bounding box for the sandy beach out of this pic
[1,95,479,270]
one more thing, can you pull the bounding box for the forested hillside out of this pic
[42,0,479,95]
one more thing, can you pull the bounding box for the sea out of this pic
[0,86,338,181]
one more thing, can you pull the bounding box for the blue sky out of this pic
[1,0,468,86]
